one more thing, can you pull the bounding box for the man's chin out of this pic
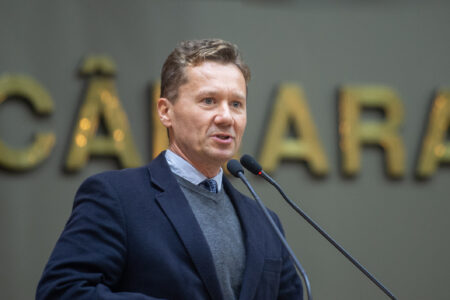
[207,150,236,165]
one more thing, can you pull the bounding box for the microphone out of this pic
[227,160,312,300]
[226,159,246,177]
[240,154,397,300]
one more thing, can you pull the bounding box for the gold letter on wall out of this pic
[259,84,328,175]
[339,85,405,177]
[65,56,143,171]
[416,90,450,177]
[0,75,55,170]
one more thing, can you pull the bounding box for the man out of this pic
[37,39,303,300]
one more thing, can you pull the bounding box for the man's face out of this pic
[159,61,247,174]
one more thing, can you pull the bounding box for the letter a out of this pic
[259,84,328,175]
[416,90,450,178]
[65,56,142,171]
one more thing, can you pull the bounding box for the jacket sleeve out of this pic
[36,174,166,300]
[270,212,304,300]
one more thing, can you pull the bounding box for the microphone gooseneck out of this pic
[240,155,397,300]
[226,160,312,300]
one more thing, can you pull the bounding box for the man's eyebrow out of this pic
[196,90,219,97]
[231,91,246,100]
[196,89,246,100]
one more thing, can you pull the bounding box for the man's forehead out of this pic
[185,61,244,80]
[182,62,246,92]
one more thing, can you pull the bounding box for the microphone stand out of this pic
[256,168,397,300]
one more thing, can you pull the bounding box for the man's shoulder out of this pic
[83,152,168,187]
[86,164,150,185]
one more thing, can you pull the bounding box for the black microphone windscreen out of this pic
[240,154,262,175]
[227,159,244,177]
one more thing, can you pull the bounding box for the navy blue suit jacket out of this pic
[37,152,303,299]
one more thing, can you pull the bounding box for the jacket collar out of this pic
[148,152,224,300]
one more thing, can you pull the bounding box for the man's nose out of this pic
[215,102,233,125]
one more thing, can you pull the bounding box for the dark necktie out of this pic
[199,179,218,193]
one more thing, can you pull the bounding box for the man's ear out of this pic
[157,97,172,128]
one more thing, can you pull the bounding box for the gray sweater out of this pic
[175,175,246,300]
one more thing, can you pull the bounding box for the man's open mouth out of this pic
[214,134,232,140]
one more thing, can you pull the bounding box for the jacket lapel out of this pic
[223,177,266,300]
[147,153,223,300]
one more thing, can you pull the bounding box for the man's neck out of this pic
[165,150,224,192]
[168,145,221,178]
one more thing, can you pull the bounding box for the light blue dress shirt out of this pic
[165,150,223,192]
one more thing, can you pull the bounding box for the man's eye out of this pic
[231,101,242,108]
[203,98,214,104]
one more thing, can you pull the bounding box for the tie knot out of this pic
[199,179,218,193]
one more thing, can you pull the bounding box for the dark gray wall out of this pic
[1,0,449,299]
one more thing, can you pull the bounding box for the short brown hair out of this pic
[160,39,251,101]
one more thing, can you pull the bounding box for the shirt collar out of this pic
[165,149,223,191]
